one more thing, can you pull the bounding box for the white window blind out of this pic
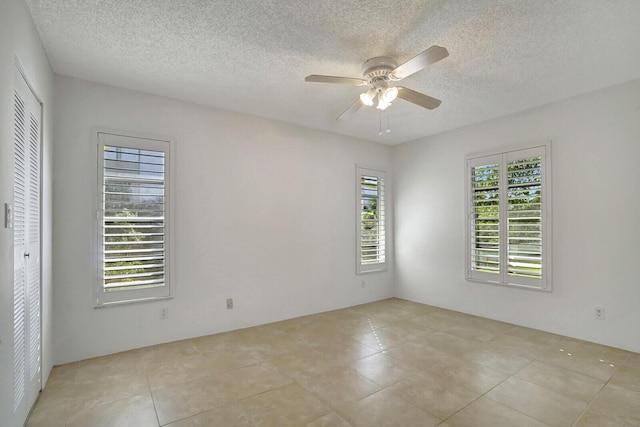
[467,144,551,290]
[357,166,387,274]
[97,132,172,305]
[507,156,543,278]
[470,159,500,275]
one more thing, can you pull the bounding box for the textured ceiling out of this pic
[26,0,640,144]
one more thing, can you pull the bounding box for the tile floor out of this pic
[27,298,640,426]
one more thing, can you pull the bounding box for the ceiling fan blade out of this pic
[396,86,442,110]
[305,75,368,86]
[390,45,449,80]
[337,98,362,121]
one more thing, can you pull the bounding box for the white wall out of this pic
[393,79,640,353]
[53,75,394,364]
[0,0,54,424]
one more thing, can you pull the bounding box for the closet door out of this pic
[12,67,42,427]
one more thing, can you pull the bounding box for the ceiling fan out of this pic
[305,45,448,120]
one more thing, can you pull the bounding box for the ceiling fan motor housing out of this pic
[362,57,397,88]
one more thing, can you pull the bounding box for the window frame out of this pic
[356,165,387,274]
[465,143,552,291]
[95,130,174,306]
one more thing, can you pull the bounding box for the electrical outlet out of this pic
[160,308,168,319]
[595,307,605,320]
[361,280,366,288]
[226,298,233,309]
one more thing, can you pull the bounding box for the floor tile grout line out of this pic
[569,372,614,427]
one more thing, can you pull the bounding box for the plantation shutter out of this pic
[507,155,542,278]
[98,133,172,305]
[357,167,386,273]
[467,145,550,290]
[469,158,501,278]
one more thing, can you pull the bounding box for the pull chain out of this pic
[378,111,391,136]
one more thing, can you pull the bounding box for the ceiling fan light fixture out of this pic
[376,96,391,110]
[359,89,376,106]
[381,87,398,103]
[304,45,448,120]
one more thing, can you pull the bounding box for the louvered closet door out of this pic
[12,68,42,427]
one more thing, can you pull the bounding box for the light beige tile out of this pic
[164,402,250,426]
[445,397,550,427]
[409,314,462,331]
[70,367,150,413]
[302,412,352,427]
[505,326,565,347]
[294,366,381,409]
[152,374,236,425]
[623,352,640,371]
[387,375,479,420]
[574,409,640,427]
[361,310,410,327]
[39,376,78,401]
[380,319,436,339]
[537,347,618,381]
[515,360,606,402]
[146,354,210,390]
[338,389,441,427]
[486,376,588,427]
[464,316,518,335]
[429,309,479,325]
[582,384,640,423]
[442,324,498,342]
[199,345,265,374]
[462,343,534,374]
[142,339,200,365]
[350,352,423,387]
[332,317,390,336]
[216,362,293,399]
[77,349,144,380]
[253,334,311,357]
[417,357,510,394]
[487,333,555,357]
[309,340,380,365]
[352,327,412,350]
[26,393,71,427]
[31,299,640,427]
[191,331,247,352]
[43,362,79,389]
[240,383,330,426]
[66,393,158,427]
[420,331,486,358]
[609,366,640,393]
[266,347,337,375]
[559,338,629,365]
[383,340,455,368]
[289,324,354,348]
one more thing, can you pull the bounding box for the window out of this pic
[466,144,551,290]
[357,166,387,274]
[97,131,172,305]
